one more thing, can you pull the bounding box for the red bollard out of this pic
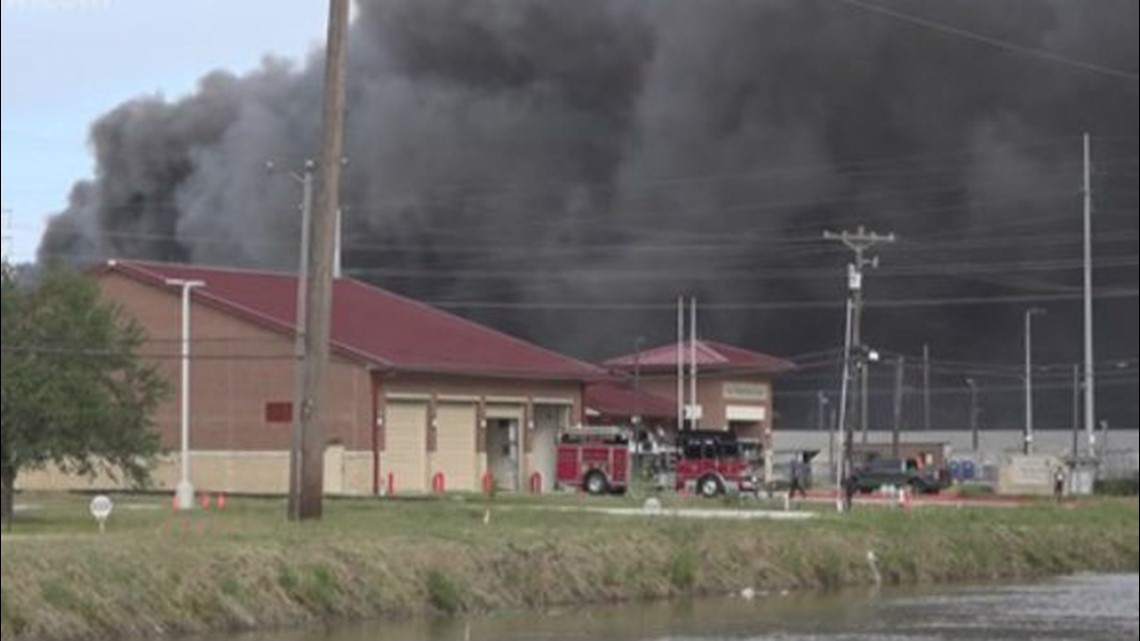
[199,492,211,509]
[215,493,227,510]
[432,472,446,494]
[529,472,543,495]
[387,472,395,497]
[482,471,494,496]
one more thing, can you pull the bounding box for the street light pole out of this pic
[1023,307,1045,455]
[268,158,315,520]
[166,278,205,510]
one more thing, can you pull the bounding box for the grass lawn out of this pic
[2,491,1136,641]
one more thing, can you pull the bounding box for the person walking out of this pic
[789,455,808,499]
[1053,466,1066,502]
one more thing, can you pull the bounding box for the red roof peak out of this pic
[584,382,678,420]
[603,339,795,375]
[102,259,607,381]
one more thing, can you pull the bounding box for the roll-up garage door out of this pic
[434,402,478,491]
[385,401,427,493]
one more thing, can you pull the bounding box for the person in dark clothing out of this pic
[788,456,808,499]
[843,474,858,512]
[1053,467,1066,502]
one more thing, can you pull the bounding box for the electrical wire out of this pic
[832,0,1140,82]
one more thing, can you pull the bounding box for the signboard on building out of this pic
[723,382,768,401]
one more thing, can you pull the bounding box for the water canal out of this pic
[211,573,1137,641]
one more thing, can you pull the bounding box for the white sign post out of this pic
[89,495,113,533]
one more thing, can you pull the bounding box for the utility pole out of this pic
[966,377,979,452]
[835,296,853,508]
[268,159,315,521]
[1023,307,1045,455]
[922,343,931,431]
[165,278,205,510]
[827,403,838,484]
[860,360,870,444]
[1071,363,1080,459]
[824,226,895,510]
[891,355,905,459]
[333,207,343,279]
[297,0,350,520]
[1082,132,1097,459]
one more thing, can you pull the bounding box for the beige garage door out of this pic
[385,401,427,493]
[434,402,478,491]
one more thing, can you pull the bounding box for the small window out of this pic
[265,401,293,423]
[717,440,741,458]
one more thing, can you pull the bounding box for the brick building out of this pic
[21,259,606,495]
[600,339,796,447]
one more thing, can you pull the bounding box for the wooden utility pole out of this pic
[824,226,895,511]
[298,0,349,520]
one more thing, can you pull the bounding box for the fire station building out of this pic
[21,259,606,495]
[599,340,796,445]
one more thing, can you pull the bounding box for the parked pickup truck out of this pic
[849,457,949,494]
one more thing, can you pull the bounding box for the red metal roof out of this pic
[100,259,607,381]
[584,382,677,419]
[603,339,795,375]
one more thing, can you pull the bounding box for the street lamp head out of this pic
[165,279,206,288]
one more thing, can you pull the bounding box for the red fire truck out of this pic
[556,426,630,495]
[673,430,760,497]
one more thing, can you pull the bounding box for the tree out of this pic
[1,263,169,524]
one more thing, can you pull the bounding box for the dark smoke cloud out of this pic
[38,0,1139,428]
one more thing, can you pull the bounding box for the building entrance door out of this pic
[486,417,519,491]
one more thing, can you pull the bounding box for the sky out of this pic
[1,0,329,263]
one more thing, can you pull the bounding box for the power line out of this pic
[832,0,1140,82]
[423,288,1138,312]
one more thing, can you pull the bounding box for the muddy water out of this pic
[219,573,1138,641]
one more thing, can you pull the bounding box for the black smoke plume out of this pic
[38,0,1139,429]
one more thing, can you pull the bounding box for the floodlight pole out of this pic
[1081,132,1097,458]
[1023,307,1045,455]
[166,278,205,510]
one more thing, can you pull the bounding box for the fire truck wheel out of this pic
[698,475,723,498]
[584,471,608,496]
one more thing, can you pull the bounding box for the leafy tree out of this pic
[1,262,169,524]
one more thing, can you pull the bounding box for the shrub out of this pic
[1095,477,1139,496]
[424,569,464,614]
[669,547,698,591]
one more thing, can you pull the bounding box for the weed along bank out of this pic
[1,494,1137,641]
[18,259,607,496]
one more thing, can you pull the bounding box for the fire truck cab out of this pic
[674,430,759,497]
[555,425,630,495]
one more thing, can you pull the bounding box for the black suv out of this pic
[849,457,948,494]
